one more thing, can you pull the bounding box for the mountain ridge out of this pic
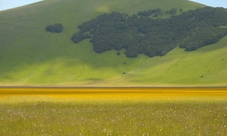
[1,0,227,86]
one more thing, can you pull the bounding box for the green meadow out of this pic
[2,0,225,86]
[1,101,227,136]
[1,1,227,135]
[0,88,227,136]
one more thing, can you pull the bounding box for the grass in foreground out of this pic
[0,101,226,136]
[0,88,227,136]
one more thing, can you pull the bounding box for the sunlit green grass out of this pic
[0,0,213,86]
[0,100,226,136]
[128,36,227,86]
[0,88,226,135]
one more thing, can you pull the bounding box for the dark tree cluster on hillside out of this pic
[136,8,180,18]
[46,23,63,33]
[137,8,163,17]
[71,7,227,58]
[180,28,227,51]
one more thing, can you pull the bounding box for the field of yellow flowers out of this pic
[0,87,226,135]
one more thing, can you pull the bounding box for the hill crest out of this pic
[1,0,227,86]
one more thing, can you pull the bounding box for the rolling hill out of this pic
[0,0,227,87]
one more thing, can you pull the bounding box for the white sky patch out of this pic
[189,0,227,8]
[0,0,42,11]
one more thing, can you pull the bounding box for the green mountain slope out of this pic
[2,0,226,86]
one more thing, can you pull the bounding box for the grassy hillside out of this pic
[2,0,226,86]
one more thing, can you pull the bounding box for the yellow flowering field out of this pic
[0,87,226,135]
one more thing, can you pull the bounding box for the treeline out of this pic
[71,7,227,58]
[180,28,227,51]
[137,8,181,17]
[46,23,63,33]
